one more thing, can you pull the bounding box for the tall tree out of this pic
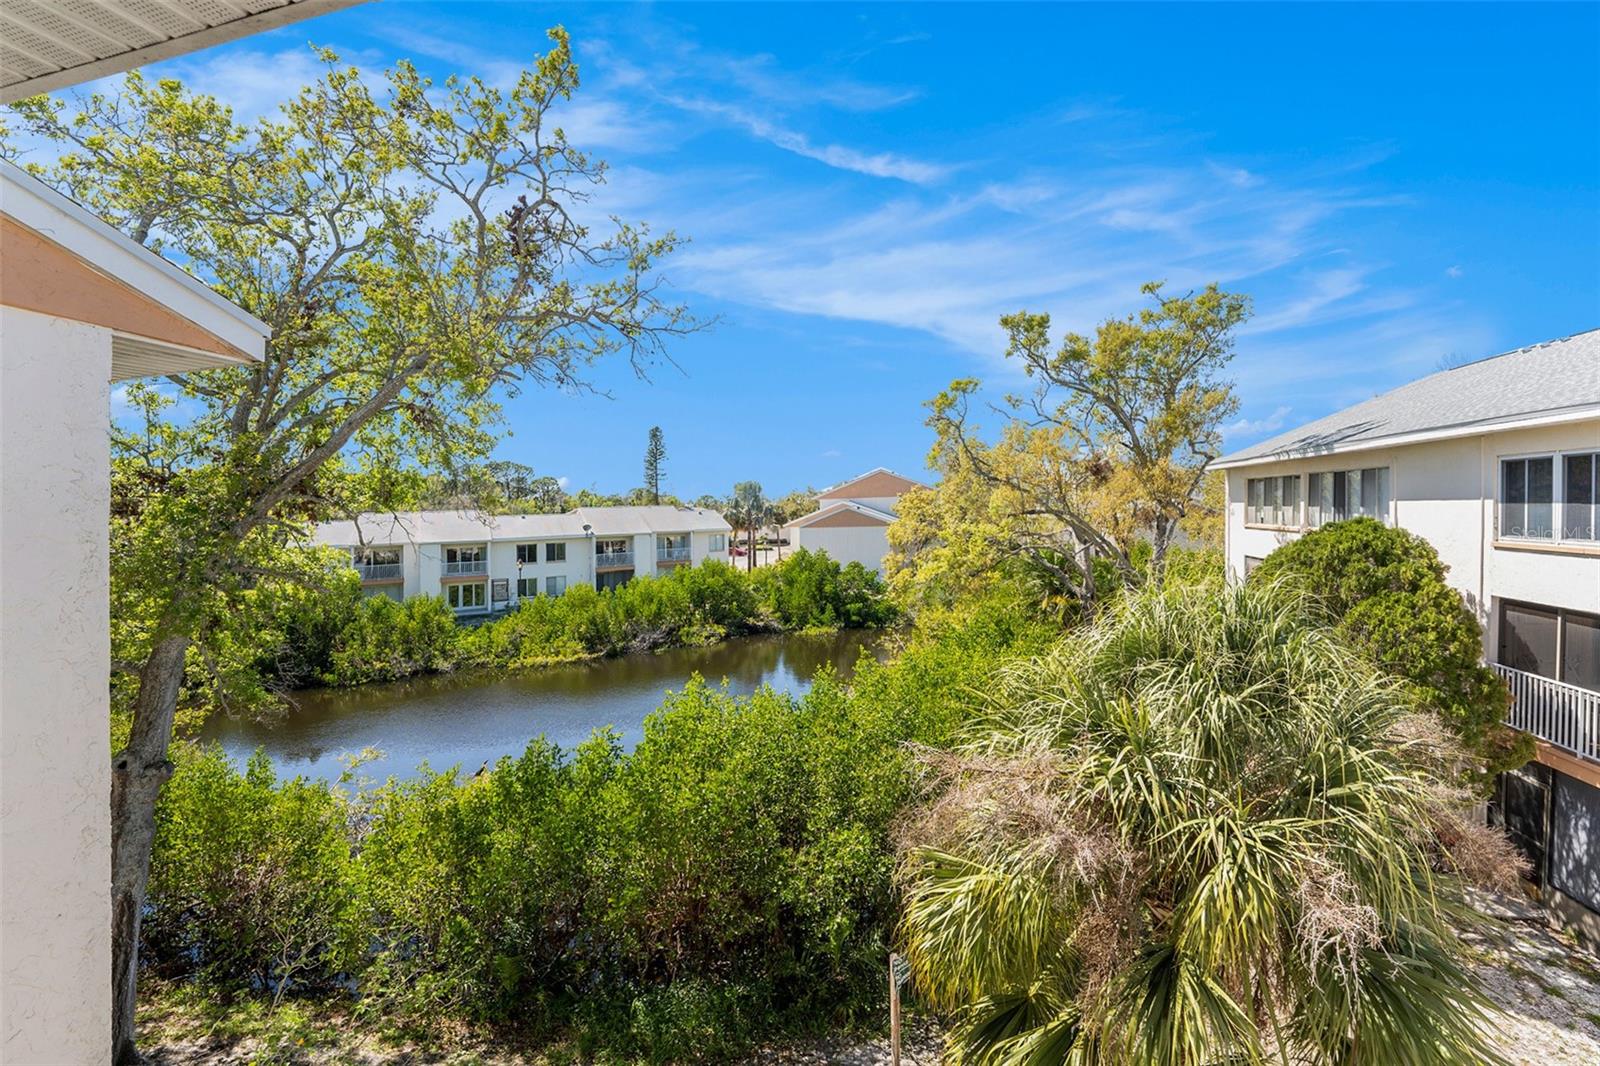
[729,480,768,572]
[892,283,1247,613]
[8,31,694,1063]
[643,425,667,505]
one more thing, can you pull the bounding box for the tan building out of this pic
[784,468,924,574]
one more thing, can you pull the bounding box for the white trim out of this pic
[1214,404,1600,471]
[817,466,924,498]
[0,1,366,104]
[1,159,268,359]
[784,500,897,530]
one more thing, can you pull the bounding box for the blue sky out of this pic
[96,2,1600,497]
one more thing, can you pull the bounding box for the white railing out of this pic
[657,546,691,563]
[444,558,487,575]
[595,550,634,569]
[1494,663,1600,764]
[353,561,401,581]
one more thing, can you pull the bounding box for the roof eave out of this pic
[0,0,368,105]
[1,159,269,359]
[1213,403,1600,471]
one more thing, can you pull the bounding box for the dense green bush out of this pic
[142,598,1054,1057]
[1249,517,1530,779]
[753,549,897,630]
[326,594,462,685]
[143,747,363,996]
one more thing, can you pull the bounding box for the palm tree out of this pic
[898,579,1521,1066]
[730,480,768,572]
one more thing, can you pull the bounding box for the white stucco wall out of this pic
[791,524,892,574]
[1223,418,1600,656]
[0,307,112,1064]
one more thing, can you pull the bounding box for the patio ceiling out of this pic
[0,0,364,104]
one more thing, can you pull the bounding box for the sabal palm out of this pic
[898,580,1517,1066]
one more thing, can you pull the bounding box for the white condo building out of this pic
[1216,328,1600,942]
[315,505,733,612]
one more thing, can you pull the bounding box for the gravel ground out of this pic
[1466,889,1600,1065]
[142,891,1598,1065]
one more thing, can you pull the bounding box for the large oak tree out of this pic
[8,30,694,1063]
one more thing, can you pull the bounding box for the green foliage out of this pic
[140,607,1051,1056]
[898,581,1521,1065]
[1249,517,1530,780]
[644,426,668,505]
[144,746,363,996]
[893,283,1247,614]
[326,595,462,685]
[753,549,897,630]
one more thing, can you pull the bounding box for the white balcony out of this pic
[596,550,635,570]
[444,558,487,576]
[353,561,401,581]
[657,546,691,564]
[1494,663,1600,764]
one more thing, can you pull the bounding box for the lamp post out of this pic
[583,523,595,589]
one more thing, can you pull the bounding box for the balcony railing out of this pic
[595,550,635,570]
[353,561,402,581]
[1494,663,1600,764]
[444,558,487,576]
[657,546,691,563]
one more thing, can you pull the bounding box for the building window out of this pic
[709,533,727,553]
[1243,555,1265,576]
[516,543,537,565]
[1244,475,1300,527]
[1500,456,1554,540]
[353,546,401,566]
[447,582,486,610]
[444,545,487,574]
[545,575,566,597]
[517,577,537,598]
[1498,600,1600,692]
[545,541,566,563]
[1306,467,1390,528]
[657,533,690,562]
[1563,452,1597,541]
[595,538,629,556]
[597,569,631,592]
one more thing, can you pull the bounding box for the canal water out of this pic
[198,630,884,783]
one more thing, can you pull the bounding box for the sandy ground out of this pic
[141,891,1599,1065]
[1467,889,1600,1065]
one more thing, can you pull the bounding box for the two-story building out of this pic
[783,468,924,574]
[315,504,733,613]
[1217,328,1600,943]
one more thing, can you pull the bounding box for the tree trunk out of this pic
[111,633,192,1066]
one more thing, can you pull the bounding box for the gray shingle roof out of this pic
[1216,329,1600,467]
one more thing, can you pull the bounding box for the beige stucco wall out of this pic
[0,306,112,1063]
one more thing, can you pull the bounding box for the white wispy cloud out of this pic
[661,94,947,183]
[1223,405,1292,439]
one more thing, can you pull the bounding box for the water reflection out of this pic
[198,631,882,783]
